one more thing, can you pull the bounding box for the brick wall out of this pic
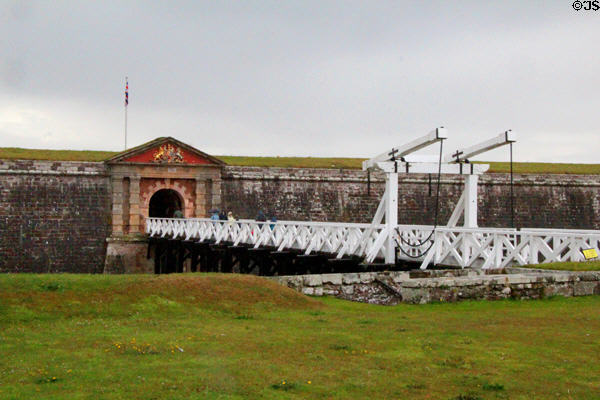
[221,166,600,229]
[0,160,111,273]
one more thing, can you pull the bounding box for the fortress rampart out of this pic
[1,157,599,273]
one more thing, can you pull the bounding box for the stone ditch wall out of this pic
[270,268,600,305]
[222,166,600,229]
[0,160,111,273]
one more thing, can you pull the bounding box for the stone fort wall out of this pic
[0,160,111,273]
[221,166,600,229]
[1,160,599,273]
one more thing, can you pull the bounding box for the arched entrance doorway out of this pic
[149,189,184,218]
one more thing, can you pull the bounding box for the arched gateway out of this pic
[149,189,184,218]
[104,137,226,273]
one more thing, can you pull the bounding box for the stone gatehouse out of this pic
[105,137,224,235]
[1,136,600,273]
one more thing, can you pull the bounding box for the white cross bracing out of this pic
[146,128,600,269]
[145,218,600,269]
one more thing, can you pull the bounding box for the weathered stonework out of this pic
[0,160,110,273]
[1,139,600,274]
[270,268,600,305]
[104,236,153,274]
[221,166,600,228]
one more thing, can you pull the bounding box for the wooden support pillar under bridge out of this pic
[146,237,404,276]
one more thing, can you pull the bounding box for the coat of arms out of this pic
[153,144,184,163]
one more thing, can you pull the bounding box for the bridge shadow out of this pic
[147,237,418,276]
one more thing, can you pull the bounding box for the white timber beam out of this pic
[362,127,448,171]
[444,130,516,163]
[399,154,441,163]
[375,162,489,175]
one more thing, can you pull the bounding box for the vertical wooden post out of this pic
[462,174,479,267]
[464,174,478,228]
[385,172,398,264]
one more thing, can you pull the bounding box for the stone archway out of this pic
[141,179,197,221]
[149,189,184,218]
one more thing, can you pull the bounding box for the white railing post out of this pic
[385,172,398,264]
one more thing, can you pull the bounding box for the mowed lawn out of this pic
[0,274,599,400]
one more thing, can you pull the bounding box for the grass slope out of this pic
[521,260,600,271]
[2,147,600,173]
[1,273,599,399]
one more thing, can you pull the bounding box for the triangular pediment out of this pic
[105,137,225,166]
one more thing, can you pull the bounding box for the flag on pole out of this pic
[125,78,129,106]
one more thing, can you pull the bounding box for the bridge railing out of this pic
[414,227,600,269]
[145,218,390,261]
[146,218,600,269]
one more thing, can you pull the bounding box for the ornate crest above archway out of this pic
[105,137,225,236]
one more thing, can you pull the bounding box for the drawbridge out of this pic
[146,128,600,275]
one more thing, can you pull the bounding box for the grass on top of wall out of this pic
[1,146,600,174]
[1,273,600,399]
[521,260,600,271]
[0,147,119,162]
[216,155,366,169]
[474,161,600,175]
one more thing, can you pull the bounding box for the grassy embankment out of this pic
[2,147,600,174]
[1,273,599,399]
[521,260,600,271]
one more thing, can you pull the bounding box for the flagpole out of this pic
[124,76,128,150]
[124,102,127,150]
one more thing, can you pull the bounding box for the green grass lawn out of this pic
[2,146,600,174]
[1,274,599,399]
[521,260,600,271]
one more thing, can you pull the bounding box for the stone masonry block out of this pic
[507,275,534,285]
[359,273,375,283]
[283,275,303,288]
[321,273,342,285]
[341,285,354,295]
[303,274,322,287]
[391,272,410,282]
[342,273,360,284]
[552,274,575,283]
[574,281,598,296]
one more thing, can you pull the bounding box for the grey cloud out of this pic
[0,1,598,162]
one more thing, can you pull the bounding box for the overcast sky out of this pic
[1,0,598,162]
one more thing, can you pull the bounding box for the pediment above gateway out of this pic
[105,137,225,166]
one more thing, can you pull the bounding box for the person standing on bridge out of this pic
[256,210,266,223]
[227,211,236,227]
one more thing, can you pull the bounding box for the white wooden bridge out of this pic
[146,128,600,271]
[146,218,600,269]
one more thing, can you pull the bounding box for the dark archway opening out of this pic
[149,189,183,218]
